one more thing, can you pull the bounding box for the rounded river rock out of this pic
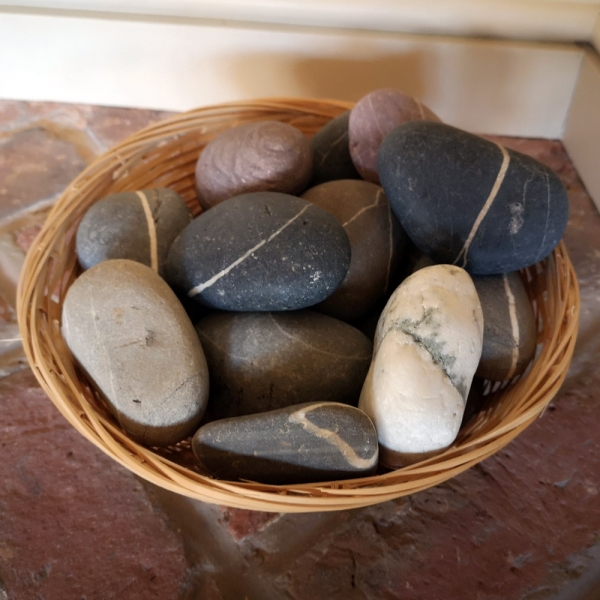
[62,259,209,447]
[310,111,361,185]
[302,179,407,321]
[349,89,440,184]
[473,272,537,381]
[359,264,483,468]
[378,121,570,274]
[192,402,378,484]
[76,188,192,277]
[166,192,351,311]
[195,310,373,419]
[195,120,312,209]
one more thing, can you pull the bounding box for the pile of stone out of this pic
[61,89,569,484]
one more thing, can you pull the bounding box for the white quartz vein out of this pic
[503,273,520,380]
[136,191,158,273]
[342,189,383,228]
[187,204,311,297]
[454,144,510,268]
[269,314,370,361]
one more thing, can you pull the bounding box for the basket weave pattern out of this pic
[17,99,580,512]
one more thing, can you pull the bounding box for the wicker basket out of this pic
[17,98,580,513]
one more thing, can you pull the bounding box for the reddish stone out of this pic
[0,369,189,600]
[218,508,281,542]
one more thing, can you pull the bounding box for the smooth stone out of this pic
[192,402,378,484]
[309,111,361,185]
[378,121,570,274]
[166,192,351,311]
[302,180,407,321]
[359,264,484,468]
[348,89,440,184]
[61,259,210,446]
[76,188,192,277]
[473,272,537,381]
[195,311,372,419]
[195,120,312,209]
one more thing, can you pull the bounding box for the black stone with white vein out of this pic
[166,192,351,311]
[378,121,569,275]
[192,402,378,484]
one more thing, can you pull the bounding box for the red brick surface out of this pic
[1,99,599,600]
[0,370,189,600]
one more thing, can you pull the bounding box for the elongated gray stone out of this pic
[76,188,192,277]
[62,259,210,447]
[359,264,483,468]
[473,272,537,381]
[166,192,351,311]
[192,402,378,484]
[195,311,372,419]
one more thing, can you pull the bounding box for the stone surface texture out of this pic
[195,120,312,209]
[1,99,600,599]
[192,402,378,484]
[61,259,209,447]
[196,310,372,419]
[359,264,484,466]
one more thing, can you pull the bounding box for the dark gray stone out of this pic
[61,259,210,447]
[195,120,312,209]
[473,272,538,381]
[76,188,192,277]
[349,89,439,184]
[302,179,407,321]
[309,111,361,185]
[192,402,378,484]
[166,192,351,311]
[378,121,570,274]
[195,310,372,419]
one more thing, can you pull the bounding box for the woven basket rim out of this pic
[16,97,580,512]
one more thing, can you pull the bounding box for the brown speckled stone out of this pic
[348,89,440,184]
[195,120,312,209]
[302,179,407,321]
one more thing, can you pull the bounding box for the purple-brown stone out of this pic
[195,120,312,209]
[348,89,440,184]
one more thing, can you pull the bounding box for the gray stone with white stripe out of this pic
[192,402,378,484]
[378,121,569,274]
[76,188,192,277]
[473,272,537,381]
[166,192,351,311]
